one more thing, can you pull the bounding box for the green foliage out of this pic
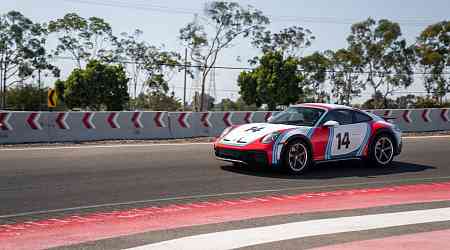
[48,13,117,67]
[415,21,450,103]
[299,52,331,102]
[325,49,365,105]
[179,1,269,110]
[238,51,302,110]
[4,85,47,111]
[59,60,129,110]
[347,18,415,108]
[0,11,59,108]
[131,92,181,111]
[215,97,258,111]
[115,30,184,100]
[252,26,315,59]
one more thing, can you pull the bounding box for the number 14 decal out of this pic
[336,132,350,150]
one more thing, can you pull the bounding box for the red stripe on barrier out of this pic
[132,112,143,128]
[403,110,412,123]
[154,112,166,128]
[0,112,12,131]
[26,112,41,130]
[265,112,272,122]
[441,109,449,122]
[82,112,95,129]
[56,113,69,130]
[201,112,211,127]
[422,109,431,122]
[223,112,233,126]
[177,113,190,128]
[107,112,119,129]
[1,182,450,250]
[244,112,253,123]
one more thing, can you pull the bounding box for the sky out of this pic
[5,0,450,104]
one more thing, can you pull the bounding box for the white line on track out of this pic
[0,142,212,151]
[125,207,450,250]
[1,176,450,219]
[0,135,447,152]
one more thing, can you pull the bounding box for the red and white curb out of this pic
[1,182,449,250]
[82,112,95,129]
[0,112,12,131]
[26,112,42,130]
[56,113,70,130]
[130,207,450,250]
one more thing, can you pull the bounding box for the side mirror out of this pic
[323,120,339,127]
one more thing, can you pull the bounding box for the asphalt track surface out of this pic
[0,136,450,249]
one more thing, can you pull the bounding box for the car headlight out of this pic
[219,126,234,138]
[261,131,281,144]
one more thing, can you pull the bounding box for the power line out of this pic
[52,56,450,75]
[62,0,441,26]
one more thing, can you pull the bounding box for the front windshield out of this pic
[268,107,325,126]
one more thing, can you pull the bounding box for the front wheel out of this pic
[283,140,313,174]
[368,134,395,167]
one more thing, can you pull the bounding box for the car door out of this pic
[321,110,370,160]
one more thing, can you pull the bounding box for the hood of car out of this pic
[220,123,301,146]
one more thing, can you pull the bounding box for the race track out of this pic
[1,136,450,249]
[0,136,449,219]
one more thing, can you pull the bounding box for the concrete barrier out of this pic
[0,109,448,144]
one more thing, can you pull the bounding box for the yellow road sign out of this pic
[48,88,57,108]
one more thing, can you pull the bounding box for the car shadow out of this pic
[220,161,436,180]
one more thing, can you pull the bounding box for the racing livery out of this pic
[214,103,402,174]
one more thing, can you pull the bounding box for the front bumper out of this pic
[214,147,269,166]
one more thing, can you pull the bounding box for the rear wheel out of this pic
[283,139,313,174]
[369,134,395,167]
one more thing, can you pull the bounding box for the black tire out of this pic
[368,133,395,167]
[282,139,313,174]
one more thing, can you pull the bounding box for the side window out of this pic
[321,110,353,125]
[353,111,372,123]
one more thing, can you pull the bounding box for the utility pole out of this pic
[183,48,187,111]
[38,69,42,111]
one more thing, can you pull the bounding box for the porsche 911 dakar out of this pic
[214,103,402,174]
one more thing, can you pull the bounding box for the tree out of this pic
[59,60,129,110]
[299,52,331,102]
[179,1,269,111]
[115,30,185,102]
[251,26,315,59]
[131,91,181,111]
[4,84,47,111]
[415,21,450,103]
[48,13,117,68]
[347,18,415,108]
[325,49,364,105]
[0,11,58,108]
[238,51,302,110]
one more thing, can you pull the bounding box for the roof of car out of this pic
[291,103,354,110]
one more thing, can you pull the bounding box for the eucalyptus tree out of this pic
[179,1,269,111]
